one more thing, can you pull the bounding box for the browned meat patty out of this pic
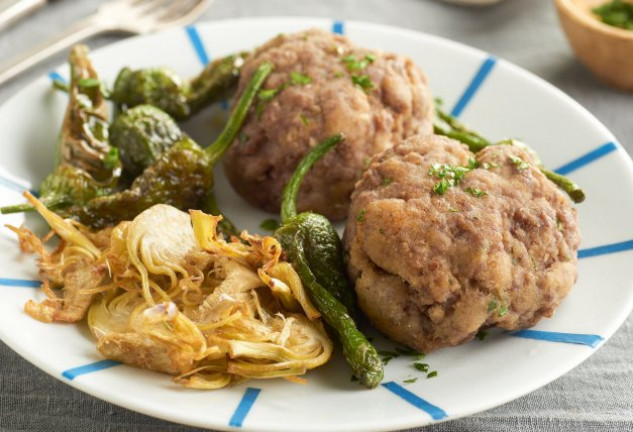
[223,29,434,221]
[343,135,581,353]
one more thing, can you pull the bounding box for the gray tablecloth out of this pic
[1,0,632,431]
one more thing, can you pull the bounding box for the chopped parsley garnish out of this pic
[352,75,374,91]
[299,114,309,126]
[256,71,312,117]
[427,371,438,379]
[378,350,400,365]
[481,161,499,170]
[413,362,429,373]
[103,147,119,169]
[428,158,477,195]
[380,177,393,186]
[488,299,509,317]
[333,71,345,78]
[395,346,421,356]
[290,71,312,85]
[357,209,367,222]
[509,155,529,170]
[465,187,487,198]
[342,54,376,71]
[259,218,280,232]
[257,88,280,102]
[449,207,459,213]
[487,300,498,313]
[403,377,418,384]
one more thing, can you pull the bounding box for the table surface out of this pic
[1,0,632,431]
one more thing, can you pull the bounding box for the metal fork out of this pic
[0,0,213,85]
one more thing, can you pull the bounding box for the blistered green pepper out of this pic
[1,45,120,216]
[109,105,183,177]
[110,52,248,120]
[274,134,384,389]
[67,61,273,229]
[433,100,585,203]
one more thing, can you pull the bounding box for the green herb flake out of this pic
[357,209,367,223]
[395,346,421,356]
[509,155,529,171]
[238,131,249,144]
[257,88,279,102]
[259,218,280,232]
[299,114,310,126]
[498,305,509,317]
[465,187,487,198]
[427,371,438,379]
[433,178,450,195]
[487,300,498,313]
[403,377,418,384]
[334,71,345,78]
[290,71,312,85]
[103,147,119,169]
[476,330,488,341]
[449,207,459,213]
[413,362,429,373]
[380,177,393,187]
[342,54,376,71]
[378,350,400,365]
[352,75,374,91]
[428,160,479,195]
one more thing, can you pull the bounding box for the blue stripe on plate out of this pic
[61,359,121,380]
[554,142,618,175]
[332,20,345,34]
[185,25,210,65]
[229,387,261,427]
[0,175,30,194]
[510,330,603,347]
[48,71,66,83]
[0,278,40,288]
[451,56,497,118]
[382,382,447,421]
[578,239,633,259]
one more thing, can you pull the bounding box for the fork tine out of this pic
[155,0,212,28]
[133,0,173,16]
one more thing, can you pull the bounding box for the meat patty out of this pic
[223,29,434,221]
[343,135,581,353]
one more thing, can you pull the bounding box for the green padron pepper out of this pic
[274,134,384,389]
[1,45,120,216]
[111,52,248,120]
[66,61,273,229]
[433,99,585,203]
[109,104,183,177]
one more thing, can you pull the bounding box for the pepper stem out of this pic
[204,61,274,165]
[280,133,345,223]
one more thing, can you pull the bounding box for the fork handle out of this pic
[0,16,105,85]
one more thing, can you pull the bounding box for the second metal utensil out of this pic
[0,0,212,86]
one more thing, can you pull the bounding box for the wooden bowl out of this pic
[554,0,633,91]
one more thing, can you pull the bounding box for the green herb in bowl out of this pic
[593,0,633,30]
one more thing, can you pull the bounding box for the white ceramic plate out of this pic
[1,17,632,432]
